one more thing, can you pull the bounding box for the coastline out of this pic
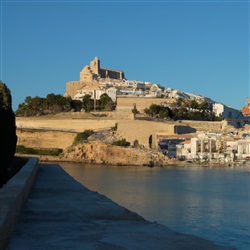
[16,152,240,169]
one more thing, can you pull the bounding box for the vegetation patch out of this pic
[112,138,130,147]
[144,100,222,121]
[16,145,63,156]
[16,93,82,117]
[82,93,116,112]
[73,130,94,145]
[110,122,118,132]
[16,92,116,116]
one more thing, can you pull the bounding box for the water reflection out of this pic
[60,163,250,250]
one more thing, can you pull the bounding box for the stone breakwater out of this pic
[39,141,174,166]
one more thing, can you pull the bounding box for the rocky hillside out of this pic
[40,141,173,166]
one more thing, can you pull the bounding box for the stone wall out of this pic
[116,120,194,148]
[66,81,85,99]
[180,120,223,132]
[116,97,168,112]
[16,117,195,149]
[99,68,124,80]
[16,117,117,133]
[17,128,77,149]
[16,116,224,150]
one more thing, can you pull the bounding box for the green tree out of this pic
[16,93,74,116]
[0,82,17,187]
[82,95,94,112]
[199,101,209,111]
[144,104,173,119]
[97,93,115,111]
[190,100,199,109]
[70,99,82,111]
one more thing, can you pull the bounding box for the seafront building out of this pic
[174,131,250,162]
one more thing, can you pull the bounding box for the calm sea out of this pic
[60,163,250,250]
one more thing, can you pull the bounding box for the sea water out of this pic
[60,163,250,250]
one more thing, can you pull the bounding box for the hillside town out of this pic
[65,57,246,120]
[63,57,250,166]
[11,57,250,166]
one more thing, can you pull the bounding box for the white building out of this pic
[106,87,118,103]
[74,86,117,102]
[176,140,192,160]
[74,85,104,101]
[124,80,146,90]
[190,134,219,160]
[237,139,250,159]
[213,103,242,119]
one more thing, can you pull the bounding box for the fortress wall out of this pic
[116,97,166,112]
[17,129,77,149]
[16,117,117,133]
[16,116,220,150]
[116,120,192,148]
[16,117,194,149]
[180,120,223,131]
[99,68,123,80]
[66,81,86,98]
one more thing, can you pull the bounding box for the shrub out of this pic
[132,106,139,115]
[111,122,118,132]
[73,130,94,145]
[16,145,63,156]
[112,138,130,147]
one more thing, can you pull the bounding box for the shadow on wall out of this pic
[174,125,196,134]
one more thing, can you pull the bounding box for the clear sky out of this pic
[0,0,249,111]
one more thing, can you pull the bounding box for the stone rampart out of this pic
[16,116,224,150]
[116,97,169,112]
[16,117,195,149]
[66,81,85,99]
[116,120,195,148]
[16,117,117,133]
[17,128,77,149]
[180,120,223,132]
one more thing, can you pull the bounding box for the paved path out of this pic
[8,164,232,250]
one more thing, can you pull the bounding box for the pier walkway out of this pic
[2,161,231,249]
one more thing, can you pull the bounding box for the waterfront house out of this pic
[176,140,191,160]
[237,139,250,160]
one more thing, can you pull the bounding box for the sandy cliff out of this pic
[40,141,172,166]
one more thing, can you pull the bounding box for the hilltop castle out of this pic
[66,57,125,98]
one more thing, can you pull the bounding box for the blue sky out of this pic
[0,0,249,111]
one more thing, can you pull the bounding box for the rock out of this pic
[62,141,170,166]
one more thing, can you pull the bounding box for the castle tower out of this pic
[90,57,100,75]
